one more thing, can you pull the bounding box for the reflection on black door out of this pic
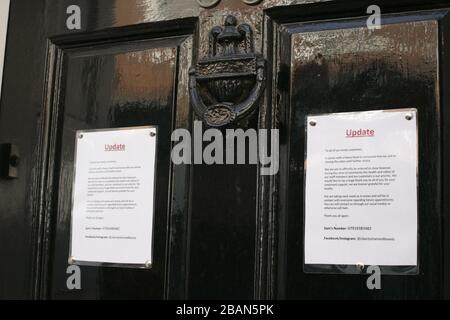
[1,0,450,300]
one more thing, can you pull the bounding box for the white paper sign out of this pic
[304,109,418,267]
[70,127,157,267]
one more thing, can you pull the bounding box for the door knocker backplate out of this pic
[189,15,266,127]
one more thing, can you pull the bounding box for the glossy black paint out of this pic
[0,0,48,299]
[188,122,259,299]
[440,7,450,300]
[1,0,450,300]
[48,40,182,299]
[273,12,445,299]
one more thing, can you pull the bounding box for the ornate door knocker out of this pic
[189,15,266,127]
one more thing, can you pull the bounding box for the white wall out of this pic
[0,0,10,100]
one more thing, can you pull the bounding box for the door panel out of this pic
[45,35,193,299]
[276,14,442,299]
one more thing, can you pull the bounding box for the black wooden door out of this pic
[1,0,450,300]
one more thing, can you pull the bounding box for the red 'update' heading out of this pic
[104,144,126,151]
[345,129,375,138]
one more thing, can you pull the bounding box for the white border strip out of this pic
[0,0,11,100]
